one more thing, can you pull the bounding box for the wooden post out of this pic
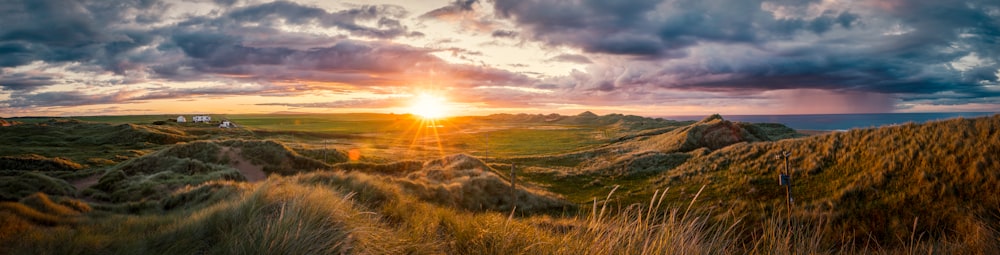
[780,151,794,252]
[511,163,517,212]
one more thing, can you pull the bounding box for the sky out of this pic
[1,0,998,117]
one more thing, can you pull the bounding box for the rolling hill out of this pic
[1,113,997,254]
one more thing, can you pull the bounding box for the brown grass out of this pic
[654,114,1000,250]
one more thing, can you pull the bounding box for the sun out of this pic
[408,93,450,119]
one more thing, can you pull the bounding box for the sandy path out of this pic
[70,174,101,191]
[220,146,267,182]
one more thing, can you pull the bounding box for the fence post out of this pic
[511,163,517,212]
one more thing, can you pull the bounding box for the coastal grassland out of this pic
[224,113,413,134]
[1,171,963,255]
[0,171,77,201]
[641,114,1000,251]
[0,119,191,169]
[476,114,1000,252]
[470,127,606,157]
[81,139,340,203]
[3,113,997,253]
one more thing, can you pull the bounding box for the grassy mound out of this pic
[640,114,770,153]
[550,115,798,176]
[3,169,988,254]
[100,124,190,145]
[0,154,83,171]
[88,145,244,202]
[397,154,573,213]
[3,178,404,254]
[0,171,76,201]
[295,146,350,164]
[218,140,331,175]
[331,160,424,176]
[84,139,335,202]
[321,154,575,213]
[0,193,90,243]
[0,119,193,168]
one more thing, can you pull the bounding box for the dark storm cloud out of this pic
[0,42,35,67]
[0,0,417,81]
[492,0,1000,105]
[0,73,59,91]
[492,0,858,56]
[0,0,168,73]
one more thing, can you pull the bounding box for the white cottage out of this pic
[176,116,187,123]
[219,120,233,128]
[193,115,211,123]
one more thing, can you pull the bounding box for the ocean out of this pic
[659,112,999,131]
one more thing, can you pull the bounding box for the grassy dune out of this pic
[0,172,758,254]
[1,171,962,254]
[646,114,1000,250]
[1,113,998,253]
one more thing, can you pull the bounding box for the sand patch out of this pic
[220,147,266,182]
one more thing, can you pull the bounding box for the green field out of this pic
[2,113,998,254]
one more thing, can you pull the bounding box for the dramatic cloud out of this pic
[0,73,59,91]
[1,0,998,116]
[4,90,142,108]
[491,0,1000,108]
[227,1,413,39]
[493,0,859,56]
[0,0,534,111]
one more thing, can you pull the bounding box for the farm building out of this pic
[176,116,186,122]
[193,115,211,123]
[219,120,234,128]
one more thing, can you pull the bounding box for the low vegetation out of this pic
[1,113,997,254]
[647,114,1000,250]
[0,154,84,172]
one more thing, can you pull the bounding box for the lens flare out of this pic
[409,93,449,119]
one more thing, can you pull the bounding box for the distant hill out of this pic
[508,114,802,175]
[482,112,696,133]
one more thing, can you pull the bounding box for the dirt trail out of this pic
[70,174,101,191]
[220,146,267,182]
